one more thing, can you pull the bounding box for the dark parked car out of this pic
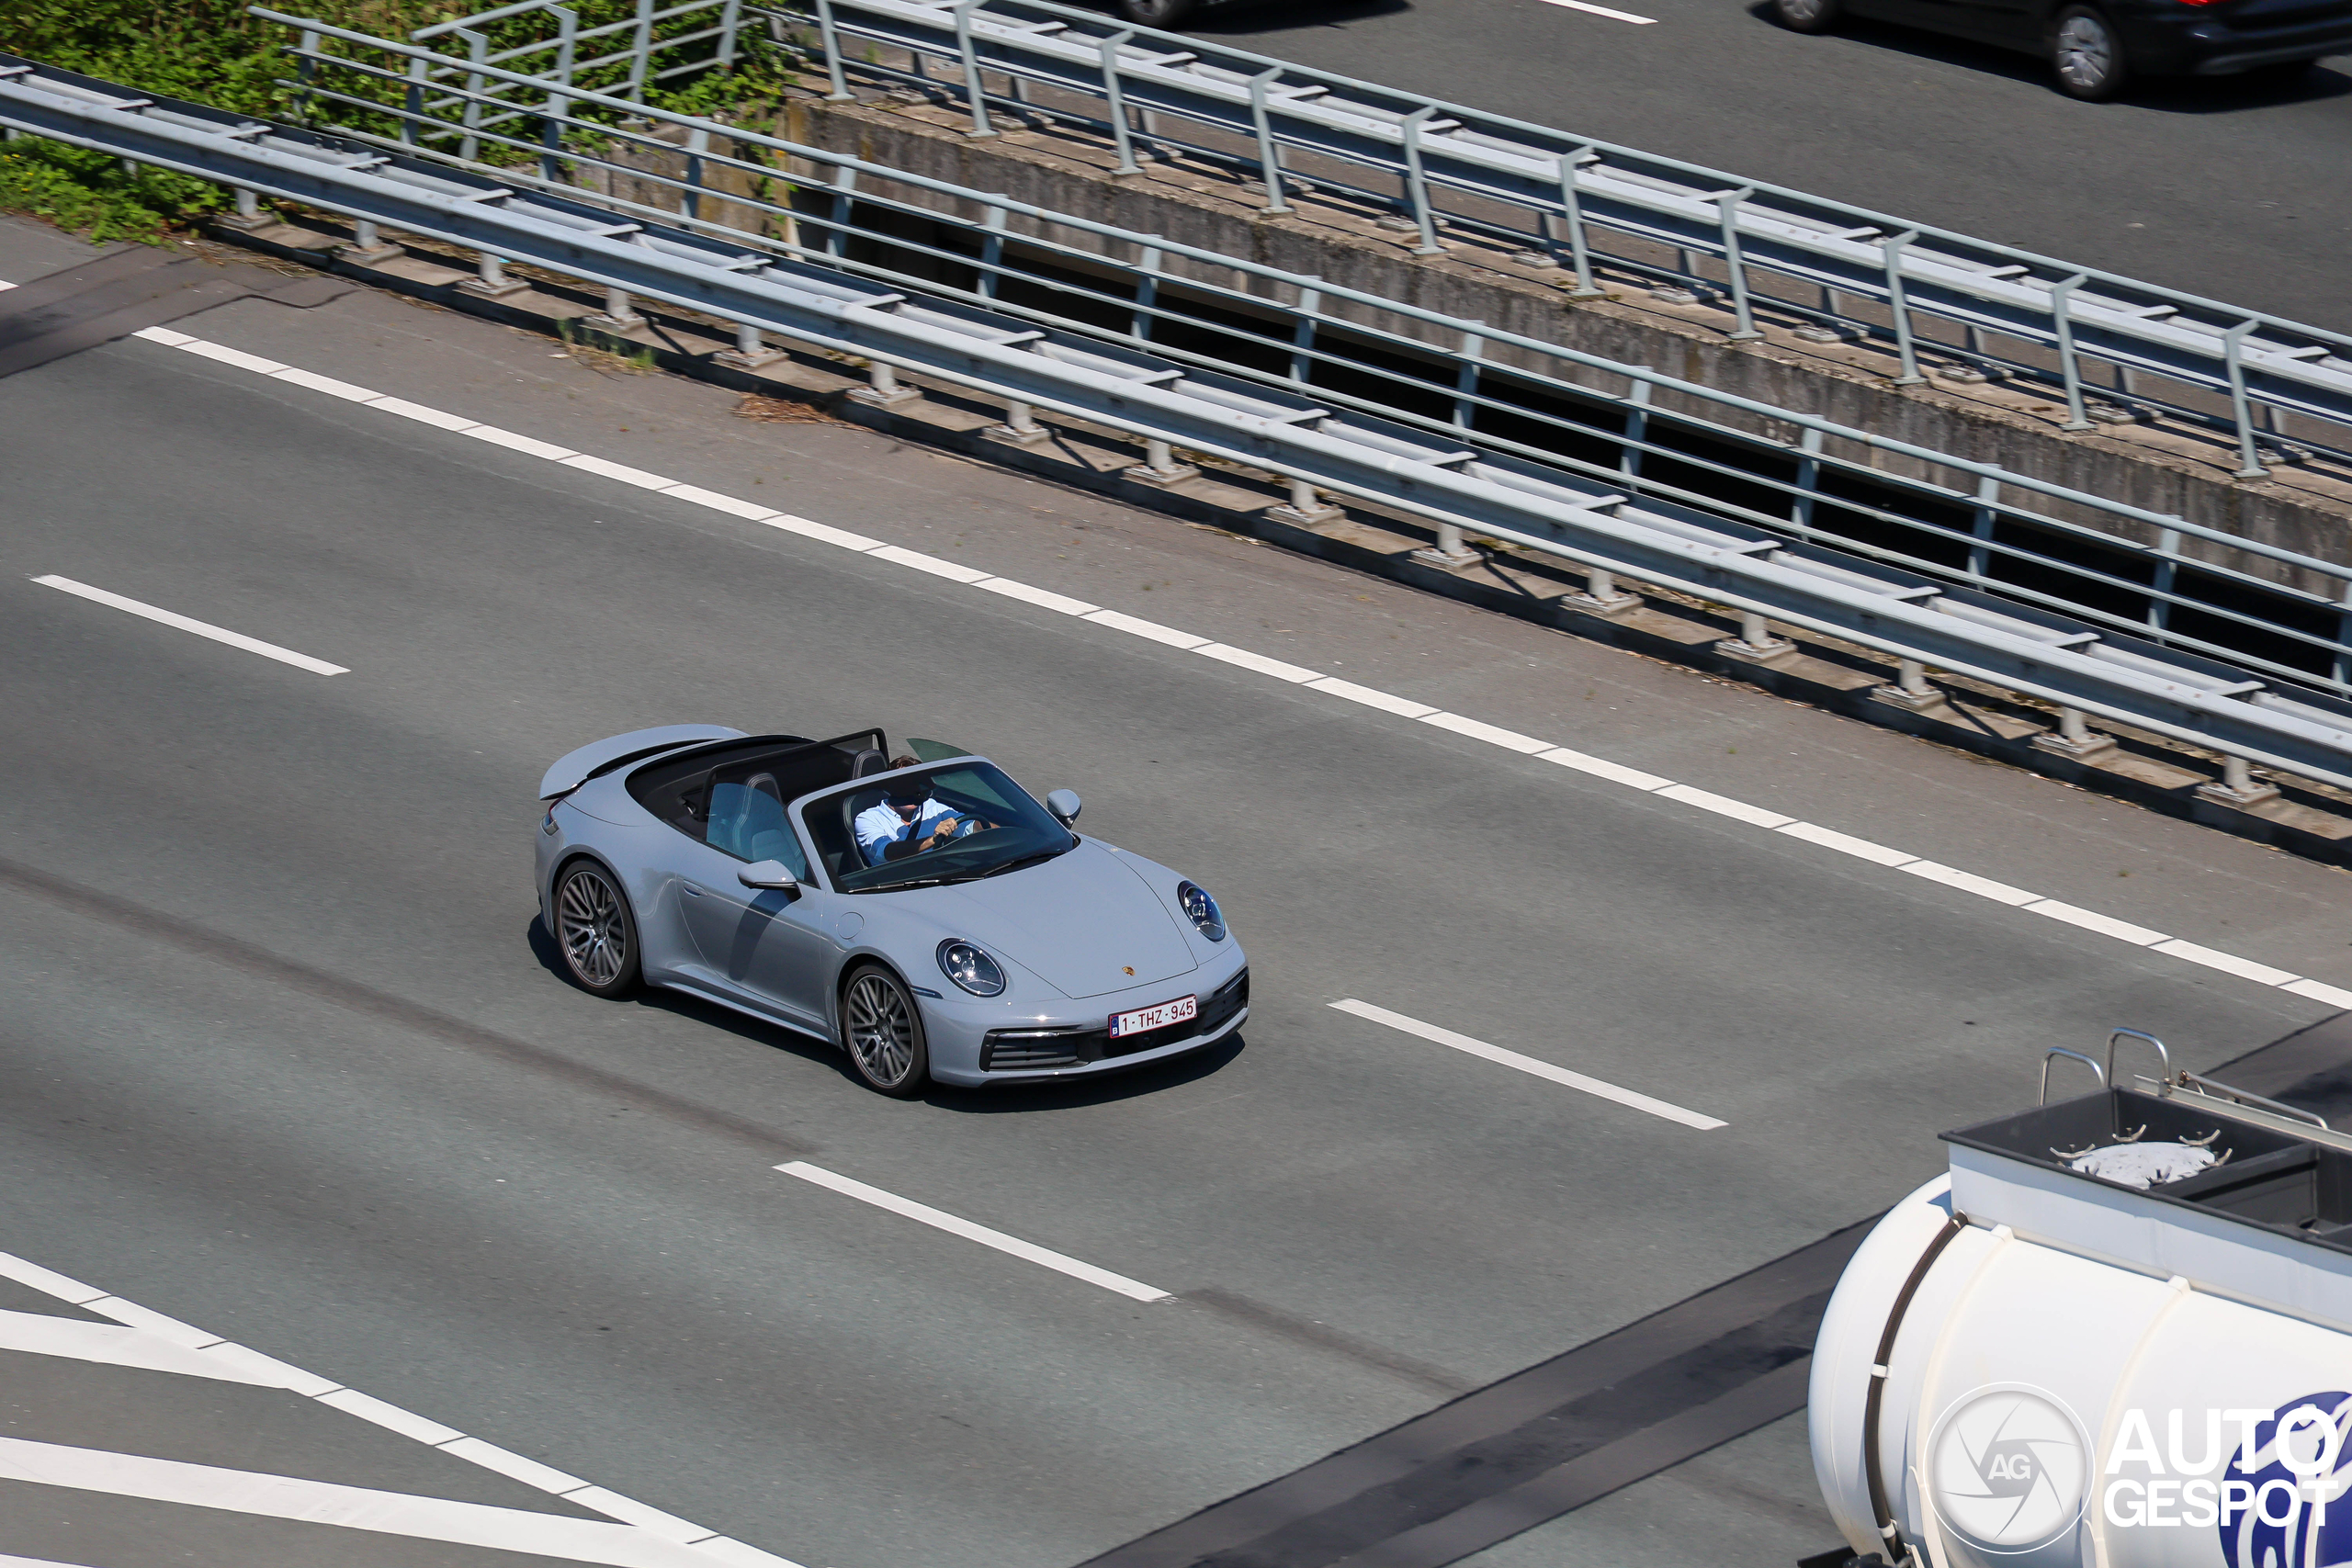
[1773,0,2352,98]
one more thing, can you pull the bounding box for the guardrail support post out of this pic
[1713,187,1763,342]
[849,358,922,408]
[1101,29,1143,176]
[458,251,529,299]
[2051,275,2094,431]
[1883,231,1925,386]
[1268,476,1342,526]
[1565,565,1642,619]
[2222,320,2271,479]
[988,399,1051,446]
[718,321,784,369]
[1873,656,1941,711]
[2197,753,2281,808]
[1715,608,1795,666]
[1398,107,1444,254]
[1125,437,1199,489]
[811,0,854,100]
[218,186,275,232]
[954,0,999,139]
[1249,70,1291,215]
[590,285,646,331]
[1550,148,1604,299]
[2031,705,2117,762]
[338,217,402,265]
[1411,522,1481,570]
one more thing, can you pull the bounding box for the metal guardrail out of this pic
[12,47,2352,798]
[244,13,2352,709]
[760,0,2352,479]
[396,0,749,164]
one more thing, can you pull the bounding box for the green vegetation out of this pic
[0,0,789,242]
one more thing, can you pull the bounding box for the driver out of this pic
[855,762,973,865]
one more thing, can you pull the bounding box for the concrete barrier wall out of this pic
[730,89,2352,602]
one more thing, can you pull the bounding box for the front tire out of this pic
[841,964,932,1097]
[1773,0,1840,34]
[2051,6,2128,100]
[554,860,641,998]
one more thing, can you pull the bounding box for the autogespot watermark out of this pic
[1924,1385,2352,1558]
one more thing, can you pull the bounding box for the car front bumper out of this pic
[916,945,1250,1087]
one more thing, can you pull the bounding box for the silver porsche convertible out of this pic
[534,726,1249,1095]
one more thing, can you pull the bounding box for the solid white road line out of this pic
[775,1162,1173,1303]
[0,1437,729,1568]
[1330,999,1726,1130]
[0,1309,288,1387]
[93,304,2352,1012]
[0,1249,804,1568]
[1532,0,1659,19]
[32,576,348,676]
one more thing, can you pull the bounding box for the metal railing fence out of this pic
[752,0,2352,480]
[354,0,761,166]
[255,14,2352,705]
[11,48,2352,796]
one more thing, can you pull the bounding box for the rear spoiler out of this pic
[538,725,746,800]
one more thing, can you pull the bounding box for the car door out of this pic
[677,774,836,1029]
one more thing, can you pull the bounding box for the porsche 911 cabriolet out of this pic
[535,726,1248,1095]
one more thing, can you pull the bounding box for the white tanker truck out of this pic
[1809,1031,2352,1568]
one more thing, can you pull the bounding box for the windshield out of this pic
[804,761,1076,893]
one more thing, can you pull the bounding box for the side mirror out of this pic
[1045,788,1082,827]
[738,860,799,892]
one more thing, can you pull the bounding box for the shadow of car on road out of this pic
[527,914,1247,1107]
[1745,0,2349,109]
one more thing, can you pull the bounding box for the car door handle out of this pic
[682,884,706,897]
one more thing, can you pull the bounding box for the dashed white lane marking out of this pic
[1331,1000,1725,1130]
[776,1162,1173,1303]
[1533,0,1659,20]
[0,1438,729,1568]
[0,1249,801,1568]
[31,575,348,676]
[99,310,2352,1014]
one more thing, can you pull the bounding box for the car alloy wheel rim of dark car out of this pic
[846,974,917,1087]
[2055,14,2114,90]
[558,866,628,987]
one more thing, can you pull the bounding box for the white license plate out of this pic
[1110,995,1197,1038]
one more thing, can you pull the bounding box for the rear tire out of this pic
[841,964,932,1098]
[1773,0,1841,34]
[2051,6,2129,100]
[1117,0,1199,27]
[554,860,641,998]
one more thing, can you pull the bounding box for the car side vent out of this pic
[981,1029,1086,1070]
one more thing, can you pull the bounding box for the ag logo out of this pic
[1925,1383,2093,1554]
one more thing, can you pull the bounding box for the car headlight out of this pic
[1177,881,1226,942]
[936,940,1006,997]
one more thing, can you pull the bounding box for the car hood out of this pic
[909,841,1197,999]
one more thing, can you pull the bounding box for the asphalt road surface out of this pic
[1195,0,2352,333]
[5,215,2350,1568]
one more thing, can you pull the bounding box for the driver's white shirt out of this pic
[854,799,959,865]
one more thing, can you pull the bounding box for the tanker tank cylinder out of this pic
[1807,1032,2352,1568]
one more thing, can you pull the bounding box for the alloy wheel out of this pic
[845,973,919,1088]
[558,866,628,987]
[2055,13,2115,94]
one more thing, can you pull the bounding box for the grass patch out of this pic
[1,0,790,243]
